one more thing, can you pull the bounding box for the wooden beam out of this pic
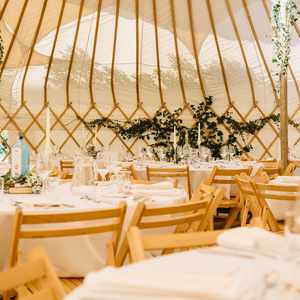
[280,75,288,171]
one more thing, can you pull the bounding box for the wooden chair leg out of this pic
[240,204,249,227]
[224,208,240,229]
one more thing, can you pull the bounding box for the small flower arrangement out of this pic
[2,171,43,194]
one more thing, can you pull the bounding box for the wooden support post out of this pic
[280,75,288,171]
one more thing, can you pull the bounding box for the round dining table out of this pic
[0,181,186,277]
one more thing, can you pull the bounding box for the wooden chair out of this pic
[146,166,192,199]
[252,181,300,232]
[257,160,281,178]
[206,166,252,228]
[8,203,127,292]
[0,248,65,300]
[59,160,74,179]
[116,187,224,266]
[127,226,222,263]
[283,162,297,176]
[235,173,269,227]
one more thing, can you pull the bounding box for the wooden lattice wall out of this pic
[0,0,300,160]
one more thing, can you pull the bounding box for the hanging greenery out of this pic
[272,0,300,95]
[84,96,287,159]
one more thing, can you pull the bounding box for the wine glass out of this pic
[35,153,52,194]
[96,160,108,181]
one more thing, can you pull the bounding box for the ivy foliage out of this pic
[85,96,285,159]
[272,0,300,94]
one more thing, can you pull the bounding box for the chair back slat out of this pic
[0,248,65,300]
[146,166,191,199]
[254,182,300,201]
[207,166,252,186]
[143,200,207,216]
[127,227,222,263]
[139,210,207,229]
[250,181,299,231]
[22,208,123,224]
[0,259,45,291]
[9,203,127,268]
[20,223,122,239]
[116,185,224,266]
[59,160,74,170]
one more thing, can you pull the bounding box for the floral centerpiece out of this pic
[2,171,43,194]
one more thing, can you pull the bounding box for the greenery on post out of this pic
[272,0,300,94]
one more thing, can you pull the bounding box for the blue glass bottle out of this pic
[11,132,30,177]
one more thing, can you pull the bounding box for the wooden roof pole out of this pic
[280,75,288,171]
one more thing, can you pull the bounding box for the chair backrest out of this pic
[116,187,224,266]
[127,227,222,263]
[146,166,191,199]
[258,160,281,177]
[9,203,127,267]
[0,248,65,300]
[206,166,253,186]
[252,182,299,231]
[59,160,74,179]
[283,162,297,176]
[235,173,270,227]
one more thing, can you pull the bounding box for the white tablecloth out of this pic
[0,182,186,277]
[267,176,300,220]
[66,228,300,300]
[130,160,262,195]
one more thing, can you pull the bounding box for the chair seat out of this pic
[218,198,239,208]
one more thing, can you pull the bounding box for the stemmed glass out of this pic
[96,158,108,181]
[35,153,52,194]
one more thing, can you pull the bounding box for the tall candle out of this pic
[197,123,201,147]
[173,126,177,149]
[44,106,51,160]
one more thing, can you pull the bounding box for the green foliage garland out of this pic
[272,0,300,95]
[85,96,285,159]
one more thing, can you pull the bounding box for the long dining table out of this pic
[0,181,186,277]
[66,227,300,300]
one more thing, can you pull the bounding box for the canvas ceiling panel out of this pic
[156,0,184,111]
[138,1,160,115]
[91,7,115,114]
[3,0,96,48]
[113,0,138,116]
[69,6,97,112]
[45,3,85,113]
[199,35,229,115]
[213,0,253,116]
[173,0,202,105]
[1,0,49,68]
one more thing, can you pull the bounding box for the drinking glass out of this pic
[35,153,52,193]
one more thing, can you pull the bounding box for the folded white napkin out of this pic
[133,181,174,190]
[217,227,290,258]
